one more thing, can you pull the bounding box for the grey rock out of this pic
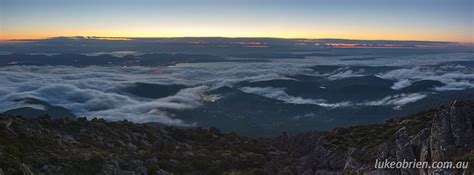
[344,148,363,172]
[20,163,34,175]
[0,118,13,129]
[277,167,294,175]
[344,156,361,172]
[135,166,148,175]
[395,127,417,175]
[418,138,431,175]
[124,159,144,171]
[40,164,61,174]
[127,142,138,150]
[430,101,474,161]
[432,168,455,175]
[312,146,346,170]
[301,169,314,175]
[364,170,395,175]
[313,170,342,175]
[395,128,416,161]
[448,101,474,149]
[102,161,136,175]
[153,169,173,175]
[377,143,394,160]
[145,157,158,167]
[410,128,431,156]
[430,103,456,161]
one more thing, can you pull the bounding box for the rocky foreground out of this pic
[0,101,473,175]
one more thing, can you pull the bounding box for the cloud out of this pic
[328,69,366,80]
[87,86,207,125]
[358,93,427,110]
[240,86,352,108]
[302,53,473,67]
[0,52,472,126]
[377,66,474,91]
[240,86,319,104]
[0,66,214,126]
[240,86,427,109]
[16,102,47,111]
[378,68,423,80]
[0,62,313,125]
[391,79,412,90]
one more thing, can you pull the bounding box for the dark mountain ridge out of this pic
[0,53,246,67]
[0,100,473,174]
[3,98,76,119]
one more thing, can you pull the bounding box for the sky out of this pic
[1,0,473,42]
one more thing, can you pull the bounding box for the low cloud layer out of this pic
[0,62,312,125]
[240,86,427,109]
[328,69,366,80]
[359,93,427,110]
[0,52,473,125]
[240,86,352,108]
[378,66,474,91]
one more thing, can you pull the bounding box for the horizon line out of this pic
[1,35,472,44]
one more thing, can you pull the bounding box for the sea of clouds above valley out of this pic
[0,52,473,126]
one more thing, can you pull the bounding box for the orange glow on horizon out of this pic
[0,32,472,43]
[1,23,472,43]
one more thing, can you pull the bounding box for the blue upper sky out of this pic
[1,0,473,42]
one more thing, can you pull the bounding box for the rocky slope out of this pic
[0,100,473,175]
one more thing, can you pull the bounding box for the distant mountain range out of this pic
[1,37,470,55]
[2,98,76,119]
[0,53,245,67]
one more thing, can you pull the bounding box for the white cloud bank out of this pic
[378,66,474,91]
[240,86,352,108]
[0,62,313,125]
[0,52,472,125]
[240,86,427,109]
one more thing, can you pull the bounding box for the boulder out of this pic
[395,127,417,175]
[430,101,474,161]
